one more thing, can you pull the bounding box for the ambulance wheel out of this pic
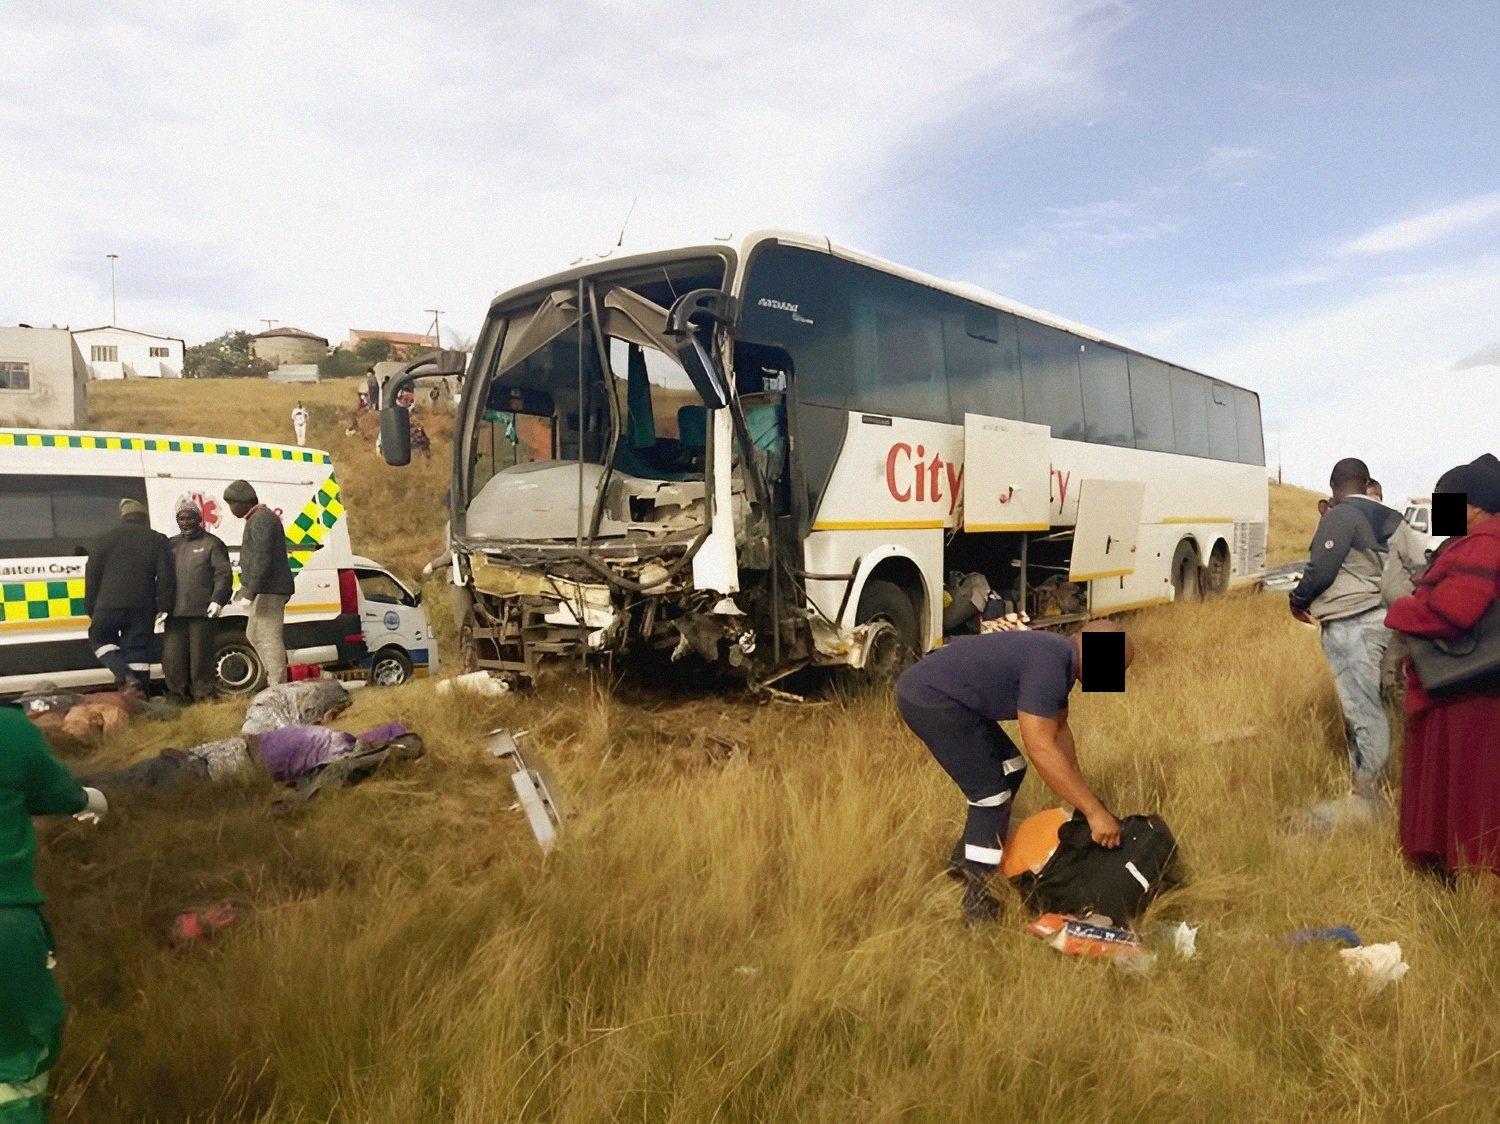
[1170,540,1203,602]
[370,647,413,686]
[855,580,920,677]
[213,638,265,695]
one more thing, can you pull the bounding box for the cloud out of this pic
[1335,191,1500,256]
[1203,145,1262,170]
[0,1,1125,345]
[1453,341,1500,370]
[1186,256,1500,498]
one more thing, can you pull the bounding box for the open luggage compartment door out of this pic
[962,414,1052,532]
[1069,479,1145,582]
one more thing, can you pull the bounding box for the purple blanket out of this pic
[254,722,410,785]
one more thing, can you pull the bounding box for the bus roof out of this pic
[489,228,1258,399]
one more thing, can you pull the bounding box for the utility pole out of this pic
[425,309,444,348]
[105,253,119,324]
[260,319,278,332]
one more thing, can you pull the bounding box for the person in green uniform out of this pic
[1,704,105,1122]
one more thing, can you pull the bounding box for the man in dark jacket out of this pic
[84,498,173,689]
[163,500,234,703]
[223,480,295,686]
[1289,457,1405,812]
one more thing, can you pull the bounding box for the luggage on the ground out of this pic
[1022,812,1179,926]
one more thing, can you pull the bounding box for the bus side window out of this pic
[944,305,1022,423]
[1017,319,1086,441]
[1078,341,1134,447]
[1169,367,1209,458]
[1206,382,1239,461]
[1231,387,1265,465]
[1128,355,1175,453]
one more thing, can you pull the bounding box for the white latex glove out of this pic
[74,787,108,825]
[205,602,222,618]
[155,612,168,627]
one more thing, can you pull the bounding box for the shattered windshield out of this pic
[465,256,728,538]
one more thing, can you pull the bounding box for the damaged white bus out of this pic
[380,231,1267,688]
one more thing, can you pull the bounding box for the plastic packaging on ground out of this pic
[1339,942,1409,992]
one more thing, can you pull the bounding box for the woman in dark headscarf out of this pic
[1385,453,1500,881]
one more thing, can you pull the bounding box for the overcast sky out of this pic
[3,0,1495,497]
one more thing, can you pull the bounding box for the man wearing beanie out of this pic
[223,480,296,686]
[163,499,233,703]
[84,498,174,689]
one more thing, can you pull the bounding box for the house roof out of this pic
[347,329,437,346]
[73,325,184,345]
[252,326,328,342]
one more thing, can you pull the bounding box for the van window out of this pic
[1406,507,1429,533]
[0,475,148,559]
[357,570,411,606]
[1017,319,1085,440]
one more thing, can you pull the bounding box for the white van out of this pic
[343,556,438,685]
[1402,496,1448,561]
[0,427,366,695]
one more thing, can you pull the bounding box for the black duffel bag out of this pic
[1022,812,1180,926]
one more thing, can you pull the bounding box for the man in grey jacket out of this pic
[223,480,296,687]
[163,500,234,703]
[1289,458,1405,807]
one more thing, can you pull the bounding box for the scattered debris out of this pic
[1340,942,1409,992]
[1171,921,1199,959]
[487,728,568,854]
[1286,926,1363,948]
[170,902,239,943]
[1027,913,1152,967]
[438,671,512,698]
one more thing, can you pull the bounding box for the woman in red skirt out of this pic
[1385,454,1500,881]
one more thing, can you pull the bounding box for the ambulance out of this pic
[0,427,366,695]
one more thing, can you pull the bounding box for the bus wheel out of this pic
[213,637,265,695]
[1170,541,1203,602]
[855,580,920,676]
[370,646,413,686]
[1205,541,1231,597]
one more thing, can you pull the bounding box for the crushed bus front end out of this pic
[424,248,888,688]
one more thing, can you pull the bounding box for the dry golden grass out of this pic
[1267,481,1324,566]
[33,381,1497,1121]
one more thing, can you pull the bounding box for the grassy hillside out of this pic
[86,377,455,583]
[34,381,1495,1120]
[1267,480,1324,566]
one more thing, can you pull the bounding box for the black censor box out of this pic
[1081,631,1127,693]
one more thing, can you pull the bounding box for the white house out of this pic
[73,325,184,379]
[0,326,89,427]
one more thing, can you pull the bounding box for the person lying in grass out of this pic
[79,722,413,791]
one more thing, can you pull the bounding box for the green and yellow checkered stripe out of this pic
[0,430,329,464]
[284,473,343,574]
[1,578,87,627]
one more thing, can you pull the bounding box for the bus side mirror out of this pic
[381,406,412,466]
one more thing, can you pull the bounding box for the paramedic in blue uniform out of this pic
[897,619,1134,924]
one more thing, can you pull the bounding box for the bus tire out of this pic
[213,636,265,696]
[1204,540,1231,597]
[855,579,921,674]
[1170,540,1203,602]
[370,646,413,686]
